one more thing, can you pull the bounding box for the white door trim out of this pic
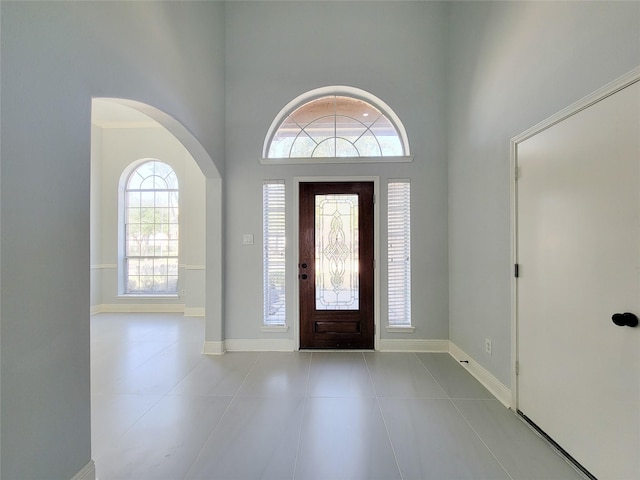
[510,66,640,410]
[293,176,381,351]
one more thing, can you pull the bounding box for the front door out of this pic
[299,182,374,349]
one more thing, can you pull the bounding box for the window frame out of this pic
[122,160,180,296]
[261,86,413,164]
[263,180,287,327]
[387,179,413,330]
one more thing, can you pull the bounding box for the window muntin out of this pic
[388,181,411,326]
[263,180,286,325]
[125,161,179,294]
[268,95,405,158]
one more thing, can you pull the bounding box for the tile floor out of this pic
[91,313,584,480]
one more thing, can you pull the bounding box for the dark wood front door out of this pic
[299,182,374,349]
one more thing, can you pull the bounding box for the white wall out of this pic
[90,125,206,313]
[447,0,640,386]
[0,1,224,478]
[224,1,450,344]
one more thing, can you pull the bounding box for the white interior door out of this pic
[516,80,640,480]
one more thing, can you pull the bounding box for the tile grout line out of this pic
[416,353,514,479]
[181,351,263,479]
[363,352,405,480]
[91,323,177,474]
[449,398,515,480]
[413,352,450,398]
[291,351,314,480]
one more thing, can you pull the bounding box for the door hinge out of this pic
[373,193,377,205]
[515,166,520,180]
[514,264,520,278]
[515,361,520,376]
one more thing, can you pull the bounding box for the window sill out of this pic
[261,325,289,333]
[386,325,416,333]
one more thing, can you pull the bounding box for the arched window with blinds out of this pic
[261,87,413,329]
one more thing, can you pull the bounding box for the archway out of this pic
[90,97,223,351]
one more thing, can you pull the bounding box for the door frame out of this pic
[510,67,640,410]
[293,176,381,351]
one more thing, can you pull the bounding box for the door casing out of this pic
[293,176,380,350]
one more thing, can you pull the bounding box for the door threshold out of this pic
[517,411,596,480]
[298,349,375,352]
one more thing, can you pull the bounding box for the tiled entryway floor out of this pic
[91,313,584,480]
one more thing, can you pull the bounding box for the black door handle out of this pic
[612,312,638,328]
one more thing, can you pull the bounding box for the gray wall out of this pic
[224,1,450,342]
[447,0,640,386]
[0,1,224,478]
[1,1,639,478]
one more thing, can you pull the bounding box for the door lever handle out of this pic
[612,312,638,328]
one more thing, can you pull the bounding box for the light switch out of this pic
[242,234,254,245]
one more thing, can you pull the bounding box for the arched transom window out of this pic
[263,87,411,162]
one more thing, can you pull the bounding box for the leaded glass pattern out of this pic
[125,161,179,294]
[268,96,404,158]
[315,194,359,310]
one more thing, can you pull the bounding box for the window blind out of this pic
[388,181,411,326]
[263,180,286,326]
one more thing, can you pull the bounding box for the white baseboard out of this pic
[202,341,226,355]
[93,304,185,314]
[378,339,449,352]
[225,338,296,352]
[203,338,449,354]
[90,305,101,316]
[448,341,511,408]
[71,460,95,480]
[184,307,205,317]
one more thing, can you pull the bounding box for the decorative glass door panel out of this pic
[299,182,374,349]
[315,194,359,310]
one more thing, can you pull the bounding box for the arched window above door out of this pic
[262,86,412,163]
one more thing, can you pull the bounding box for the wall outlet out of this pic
[181,289,186,296]
[485,338,492,355]
[242,234,254,245]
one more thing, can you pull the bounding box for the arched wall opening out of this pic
[90,97,223,349]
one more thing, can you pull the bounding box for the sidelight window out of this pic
[388,180,411,326]
[263,180,286,325]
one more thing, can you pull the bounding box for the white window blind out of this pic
[263,180,286,326]
[388,181,411,326]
